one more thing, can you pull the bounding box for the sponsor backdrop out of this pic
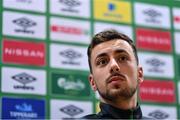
[0,0,180,119]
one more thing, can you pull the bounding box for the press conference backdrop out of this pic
[0,0,180,119]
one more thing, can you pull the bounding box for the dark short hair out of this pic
[87,29,139,73]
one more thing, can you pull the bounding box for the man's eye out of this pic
[97,59,108,66]
[118,56,128,62]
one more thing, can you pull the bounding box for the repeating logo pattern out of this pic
[3,11,46,39]
[1,97,45,119]
[136,28,172,52]
[60,104,84,117]
[141,105,177,119]
[50,0,90,18]
[140,80,175,103]
[148,110,169,119]
[51,72,90,97]
[1,0,180,119]
[59,49,82,65]
[1,67,46,95]
[134,2,171,28]
[13,17,37,34]
[50,17,91,44]
[3,0,46,12]
[138,52,174,78]
[3,39,46,66]
[94,0,132,23]
[12,72,36,90]
[50,99,92,119]
[50,43,89,70]
[173,8,180,30]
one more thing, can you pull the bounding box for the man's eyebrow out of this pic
[95,49,129,59]
[96,53,107,59]
[115,49,129,54]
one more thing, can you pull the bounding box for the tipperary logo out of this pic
[12,72,36,90]
[15,103,33,112]
[11,103,38,118]
[13,17,36,34]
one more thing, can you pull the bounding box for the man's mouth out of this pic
[107,75,125,84]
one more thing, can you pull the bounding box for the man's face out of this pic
[89,39,143,101]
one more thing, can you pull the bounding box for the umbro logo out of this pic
[60,104,83,117]
[143,9,162,23]
[13,17,36,34]
[59,0,81,8]
[59,0,81,13]
[12,72,36,90]
[60,49,82,65]
[148,110,169,119]
[146,58,165,73]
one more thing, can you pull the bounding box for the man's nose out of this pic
[110,59,120,73]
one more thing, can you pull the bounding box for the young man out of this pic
[83,29,148,119]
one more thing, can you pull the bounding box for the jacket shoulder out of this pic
[81,114,100,119]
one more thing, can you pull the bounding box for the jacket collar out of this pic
[99,102,142,119]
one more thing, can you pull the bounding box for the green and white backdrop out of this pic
[1,0,180,119]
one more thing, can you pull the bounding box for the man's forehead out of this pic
[92,40,133,56]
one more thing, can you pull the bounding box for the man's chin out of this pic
[107,88,135,99]
[107,89,125,98]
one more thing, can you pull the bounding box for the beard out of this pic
[97,82,138,102]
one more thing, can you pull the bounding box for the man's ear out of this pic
[138,66,144,84]
[89,74,97,91]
